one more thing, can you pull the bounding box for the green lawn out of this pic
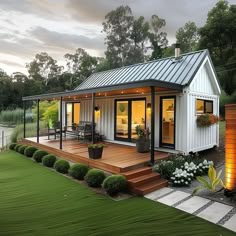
[0,151,234,236]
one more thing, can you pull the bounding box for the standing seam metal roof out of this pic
[75,50,208,91]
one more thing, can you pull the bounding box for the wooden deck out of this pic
[21,136,169,174]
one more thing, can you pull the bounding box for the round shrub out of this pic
[85,169,106,188]
[42,154,57,167]
[33,150,48,163]
[18,145,28,155]
[54,159,70,174]
[102,175,127,196]
[24,146,38,157]
[14,144,22,152]
[9,143,17,150]
[69,163,89,180]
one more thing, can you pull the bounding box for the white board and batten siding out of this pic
[183,57,221,154]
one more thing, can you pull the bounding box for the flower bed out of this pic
[196,114,220,127]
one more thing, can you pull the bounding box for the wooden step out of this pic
[122,167,152,180]
[128,172,161,187]
[132,179,168,196]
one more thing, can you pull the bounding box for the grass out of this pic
[0,151,234,236]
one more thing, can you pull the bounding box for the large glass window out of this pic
[66,102,80,127]
[196,99,213,114]
[115,99,146,141]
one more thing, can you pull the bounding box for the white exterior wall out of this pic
[184,57,220,153]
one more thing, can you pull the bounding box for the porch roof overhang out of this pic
[22,79,183,101]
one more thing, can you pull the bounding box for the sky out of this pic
[0,0,235,75]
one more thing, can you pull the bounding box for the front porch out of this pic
[21,136,169,174]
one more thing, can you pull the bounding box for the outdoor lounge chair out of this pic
[48,121,66,140]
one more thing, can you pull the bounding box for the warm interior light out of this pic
[225,104,236,192]
[147,103,151,110]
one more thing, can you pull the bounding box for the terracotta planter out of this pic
[88,147,103,159]
[136,138,150,153]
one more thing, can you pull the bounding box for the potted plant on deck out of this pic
[88,144,105,159]
[135,125,150,153]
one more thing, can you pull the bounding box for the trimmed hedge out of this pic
[69,163,89,180]
[54,159,70,174]
[102,175,127,196]
[33,150,48,163]
[85,169,106,188]
[9,143,17,150]
[18,145,28,155]
[14,144,22,152]
[42,154,57,167]
[24,146,38,157]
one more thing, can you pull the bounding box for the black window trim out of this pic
[196,99,213,115]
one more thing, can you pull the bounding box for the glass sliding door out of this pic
[160,97,175,148]
[66,102,80,128]
[115,99,146,141]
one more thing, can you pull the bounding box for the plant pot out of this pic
[88,147,103,159]
[136,138,150,153]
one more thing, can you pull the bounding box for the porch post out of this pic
[91,93,95,144]
[36,99,40,143]
[150,86,155,165]
[23,101,26,139]
[59,96,63,150]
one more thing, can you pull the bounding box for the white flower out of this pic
[185,182,188,185]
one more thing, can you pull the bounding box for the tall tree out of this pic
[148,15,168,60]
[198,0,236,95]
[102,6,134,68]
[176,21,199,53]
[64,48,97,88]
[26,52,63,86]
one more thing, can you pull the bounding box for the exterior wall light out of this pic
[147,103,151,110]
[94,106,100,112]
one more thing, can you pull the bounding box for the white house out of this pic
[23,47,221,161]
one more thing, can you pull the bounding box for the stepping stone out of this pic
[145,187,173,200]
[197,202,233,223]
[223,213,236,232]
[176,196,210,214]
[158,191,190,206]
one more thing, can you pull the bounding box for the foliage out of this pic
[33,150,48,163]
[102,175,127,196]
[88,144,105,149]
[14,144,22,152]
[54,159,70,174]
[196,114,220,127]
[193,165,225,194]
[153,154,214,186]
[9,143,17,150]
[85,169,106,188]
[0,108,31,125]
[219,91,236,117]
[10,122,45,142]
[135,125,150,139]
[198,0,236,95]
[176,21,199,53]
[42,154,57,167]
[18,145,28,155]
[69,163,89,180]
[24,146,38,157]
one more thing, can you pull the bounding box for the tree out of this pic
[102,6,134,68]
[26,52,63,86]
[198,0,236,95]
[148,15,168,60]
[64,48,98,88]
[176,21,199,53]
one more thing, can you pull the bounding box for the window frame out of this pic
[196,99,213,115]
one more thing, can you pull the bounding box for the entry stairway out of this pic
[122,167,168,196]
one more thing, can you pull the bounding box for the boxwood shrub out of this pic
[85,169,106,188]
[24,146,38,157]
[9,143,17,150]
[42,154,57,167]
[69,163,89,180]
[102,175,127,196]
[18,145,28,155]
[33,150,48,163]
[54,159,70,174]
[14,144,22,152]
